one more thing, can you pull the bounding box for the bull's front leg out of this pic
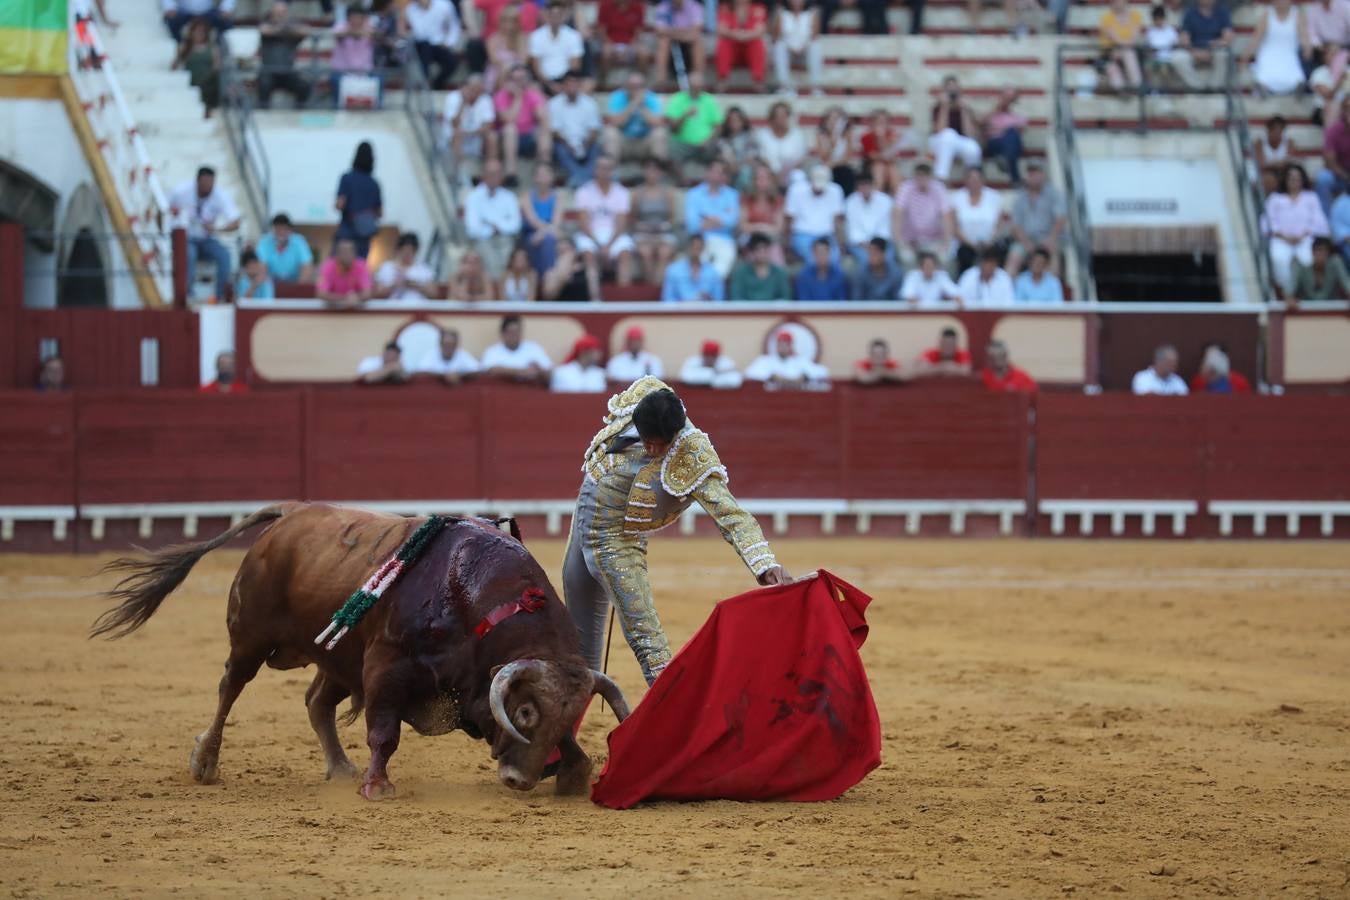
[555,731,593,797]
[360,704,402,800]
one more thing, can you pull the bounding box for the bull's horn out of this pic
[490,660,544,745]
[591,671,631,723]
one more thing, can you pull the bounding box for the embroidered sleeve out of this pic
[692,474,777,577]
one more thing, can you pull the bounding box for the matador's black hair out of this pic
[632,389,686,443]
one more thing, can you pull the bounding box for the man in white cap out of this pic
[784,163,845,266]
[745,330,830,389]
[606,326,665,382]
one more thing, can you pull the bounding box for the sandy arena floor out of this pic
[1,539,1348,898]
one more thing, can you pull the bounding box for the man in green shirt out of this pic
[666,72,722,166]
[729,234,791,300]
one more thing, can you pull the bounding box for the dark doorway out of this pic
[1093,253,1222,303]
[57,228,109,308]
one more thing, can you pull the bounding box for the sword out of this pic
[599,606,616,715]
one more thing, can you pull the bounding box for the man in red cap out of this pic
[605,325,665,383]
[980,339,1037,394]
[745,329,829,388]
[678,339,742,388]
[550,334,608,392]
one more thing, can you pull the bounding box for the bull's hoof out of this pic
[189,733,219,785]
[359,776,396,800]
[326,759,360,781]
[555,761,593,797]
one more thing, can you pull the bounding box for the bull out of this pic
[90,502,629,799]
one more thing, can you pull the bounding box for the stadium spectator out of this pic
[685,160,740,274]
[860,109,906,193]
[893,162,951,269]
[771,0,823,96]
[948,167,1006,273]
[786,164,845,264]
[478,0,538,44]
[1099,0,1144,93]
[603,72,667,161]
[729,233,792,300]
[35,355,66,392]
[1146,5,1183,85]
[200,351,247,393]
[607,326,665,380]
[663,234,725,301]
[958,247,1015,306]
[1014,248,1065,302]
[653,0,707,85]
[444,75,498,162]
[1329,185,1350,263]
[551,335,608,392]
[821,0,889,35]
[1131,344,1189,395]
[317,238,374,308]
[575,155,636,295]
[928,76,981,181]
[746,330,830,387]
[1171,0,1234,90]
[1317,96,1350,212]
[541,237,592,300]
[982,90,1027,186]
[1190,342,1252,392]
[680,339,744,388]
[714,0,768,90]
[374,232,438,300]
[502,247,539,301]
[559,0,601,91]
[795,237,850,300]
[485,4,530,90]
[597,0,651,85]
[854,338,903,385]
[1006,160,1067,277]
[358,341,410,384]
[1267,164,1330,297]
[169,166,240,301]
[172,18,221,116]
[335,142,382,259]
[255,213,313,283]
[814,106,859,195]
[632,158,680,286]
[741,162,786,263]
[520,162,565,275]
[1252,116,1292,179]
[1244,0,1307,96]
[1305,0,1350,81]
[404,0,463,90]
[530,1,585,90]
[913,326,972,376]
[417,327,480,383]
[845,172,894,268]
[163,0,231,42]
[495,64,551,173]
[548,70,602,187]
[756,101,808,184]
[256,2,311,109]
[482,314,552,382]
[667,72,723,168]
[331,7,379,106]
[718,107,757,189]
[234,249,275,300]
[448,249,496,301]
[981,339,1037,394]
[900,251,960,305]
[465,159,522,280]
[1308,61,1347,125]
[1291,236,1350,300]
[852,238,903,300]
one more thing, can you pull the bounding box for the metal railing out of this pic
[1052,46,1096,303]
[399,56,460,278]
[220,51,273,229]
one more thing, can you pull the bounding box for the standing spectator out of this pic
[730,233,792,299]
[1244,0,1310,95]
[854,339,903,385]
[1132,344,1189,395]
[520,162,565,275]
[597,0,651,85]
[947,167,1005,273]
[785,164,845,264]
[852,238,903,300]
[257,1,311,109]
[983,89,1027,186]
[482,314,552,382]
[957,247,1015,306]
[548,70,602,187]
[169,166,240,300]
[448,249,496,301]
[844,172,894,269]
[1317,96,1350,212]
[234,249,274,300]
[465,159,523,280]
[35,356,66,392]
[495,64,551,174]
[502,246,539,300]
[860,108,906,193]
[331,7,379,106]
[404,0,463,90]
[718,107,758,189]
[666,71,724,168]
[1014,247,1065,302]
[1171,0,1234,90]
[255,213,314,282]
[1005,160,1067,276]
[1305,0,1350,81]
[358,341,409,384]
[201,351,248,394]
[772,0,823,96]
[1292,236,1350,300]
[162,0,232,42]
[913,326,972,377]
[745,330,830,387]
[981,340,1037,394]
[172,18,222,116]
[443,74,499,162]
[714,0,768,91]
[756,102,809,184]
[632,158,680,286]
[335,141,382,259]
[741,161,786,262]
[794,237,850,300]
[680,339,743,388]
[530,0,585,90]
[653,0,707,86]
[928,76,981,181]
[574,155,636,295]
[374,232,439,300]
[416,326,480,384]
[1190,342,1252,392]
[684,159,740,273]
[607,326,666,381]
[900,251,960,305]
[603,71,668,161]
[893,162,951,268]
[1099,0,1144,93]
[317,237,374,308]
[662,234,726,301]
[551,335,609,392]
[821,0,889,35]
[1267,164,1330,296]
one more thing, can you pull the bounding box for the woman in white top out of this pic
[1245,0,1309,95]
[772,0,822,95]
[900,251,961,305]
[756,101,809,185]
[501,246,538,302]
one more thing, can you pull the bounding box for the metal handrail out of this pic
[220,51,272,229]
[400,55,461,279]
[1223,77,1274,305]
[1052,46,1096,303]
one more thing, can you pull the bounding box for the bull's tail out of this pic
[90,505,289,640]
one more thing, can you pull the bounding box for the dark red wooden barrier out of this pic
[0,394,76,506]
[1205,396,1350,501]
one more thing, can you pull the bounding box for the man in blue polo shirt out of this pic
[1172,0,1234,90]
[254,213,315,282]
[602,71,667,161]
[794,237,849,301]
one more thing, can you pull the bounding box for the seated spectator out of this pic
[404,0,463,91]
[200,351,248,393]
[548,70,602,187]
[465,159,522,280]
[162,0,230,43]
[375,232,439,300]
[234,249,275,300]
[814,106,858,195]
[1305,0,1350,84]
[257,1,312,109]
[1189,342,1252,392]
[485,4,533,91]
[928,76,981,181]
[663,234,726,301]
[741,162,786,263]
[667,72,723,168]
[1251,116,1291,182]
[845,172,894,269]
[1146,5,1183,84]
[1310,62,1349,128]
[520,162,565,275]
[795,237,850,300]
[444,75,498,161]
[317,238,373,308]
[714,0,768,90]
[597,0,651,85]
[1099,0,1144,93]
[958,247,1015,306]
[729,233,792,300]
[653,0,707,86]
[255,213,314,282]
[900,251,960,305]
[982,89,1027,187]
[947,167,1006,273]
[632,158,680,286]
[1131,343,1189,395]
[756,101,808,184]
[718,107,757,190]
[331,7,379,107]
[1014,248,1065,302]
[772,0,823,96]
[607,326,665,381]
[852,238,904,300]
[913,326,972,376]
[860,108,906,193]
[1317,96,1350,213]
[680,339,744,388]
[35,355,65,392]
[502,247,539,301]
[172,18,222,117]
[684,159,740,275]
[358,341,410,384]
[495,64,551,174]
[541,237,593,300]
[551,335,608,392]
[603,72,667,161]
[980,339,1037,394]
[1171,0,1234,90]
[416,326,480,384]
[785,164,845,264]
[169,166,240,301]
[745,330,830,387]
[448,249,496,301]
[893,163,951,269]
[1292,236,1350,301]
[529,0,584,90]
[1268,164,1330,297]
[1006,160,1067,277]
[575,155,636,295]
[482,314,552,382]
[854,338,903,385]
[1244,0,1306,96]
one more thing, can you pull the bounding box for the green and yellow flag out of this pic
[0,0,68,75]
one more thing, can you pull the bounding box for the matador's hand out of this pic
[757,565,791,587]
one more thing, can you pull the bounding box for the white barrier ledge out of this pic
[1208,501,1350,537]
[81,501,278,540]
[851,500,1027,536]
[1039,500,1200,536]
[0,505,77,541]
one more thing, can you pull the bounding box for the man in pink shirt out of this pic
[1317,96,1350,212]
[494,64,551,173]
[1306,0,1350,80]
[892,162,952,269]
[317,238,374,309]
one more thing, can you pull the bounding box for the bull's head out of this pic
[487,659,629,793]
